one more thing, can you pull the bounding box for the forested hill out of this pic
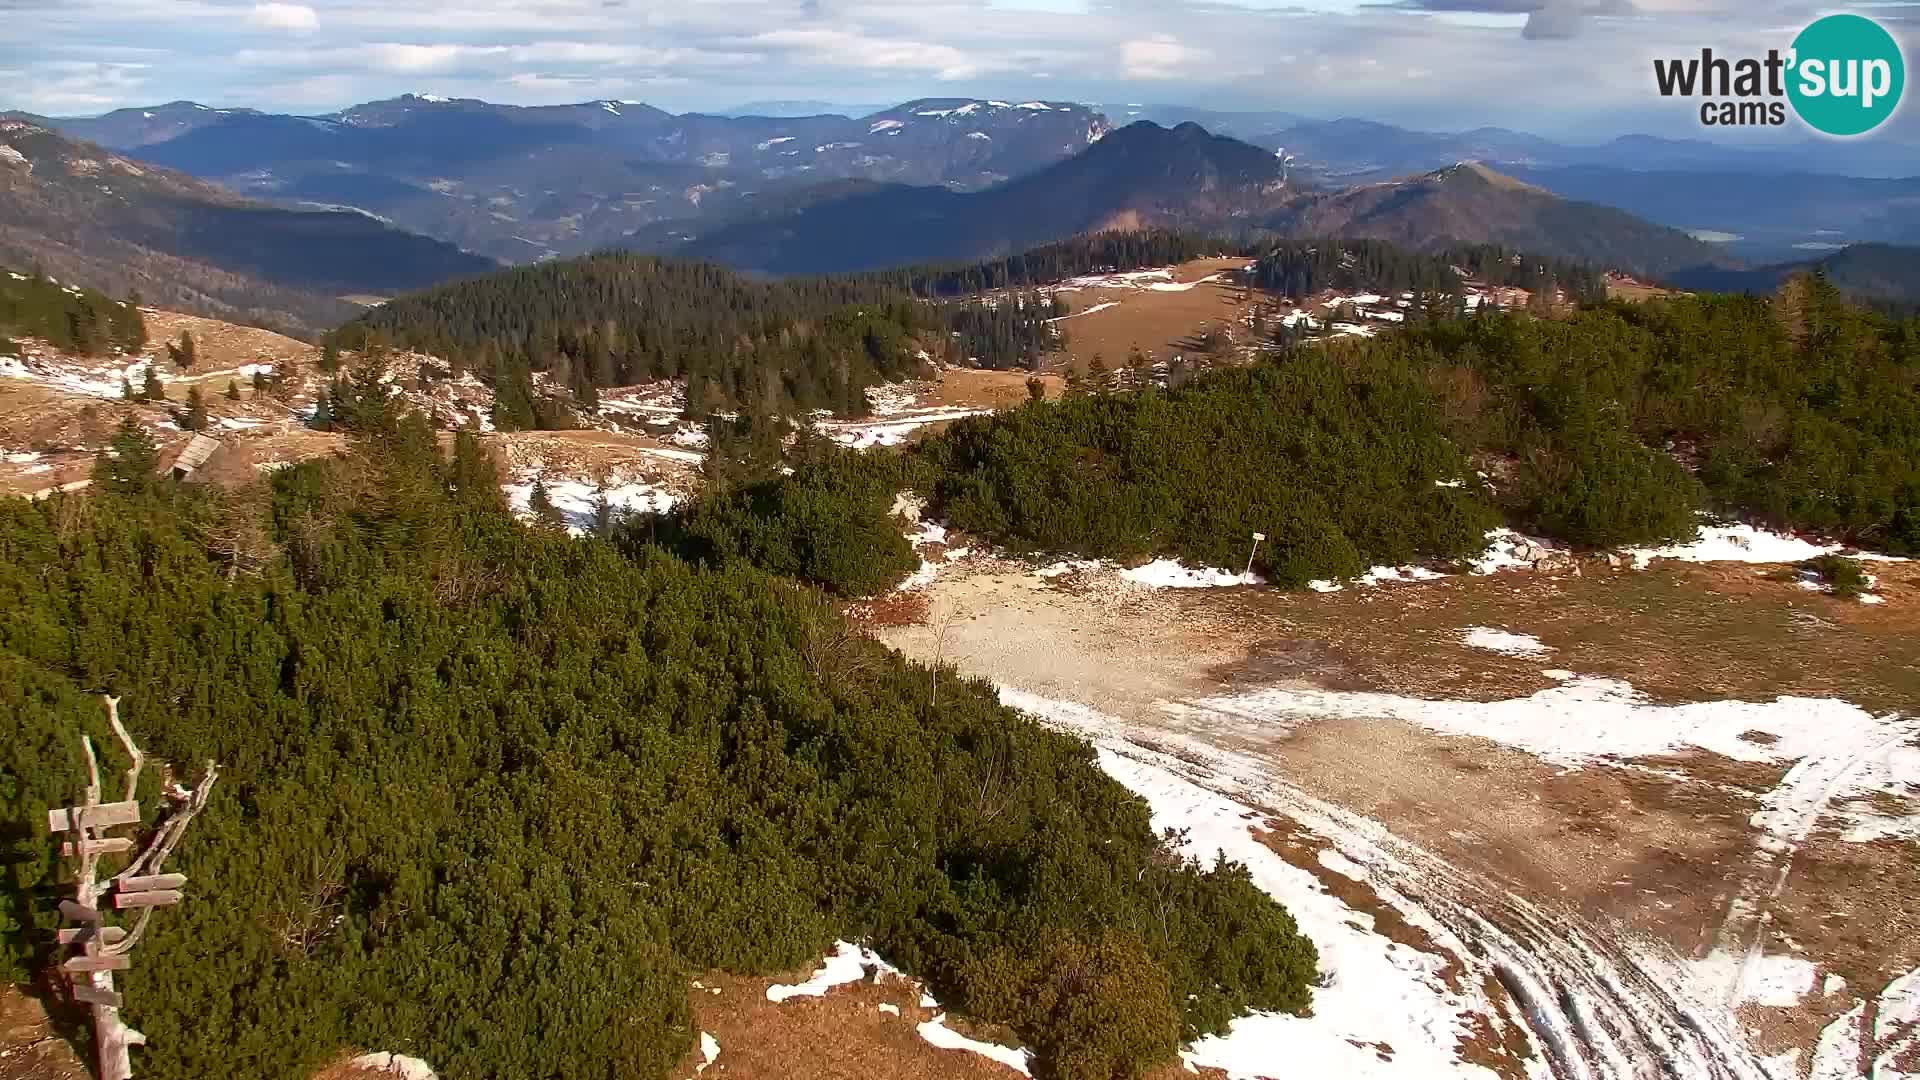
[1,271,148,356]
[1249,239,1607,304]
[663,121,1294,276]
[1261,162,1729,279]
[865,230,1236,297]
[337,254,931,416]
[868,276,1920,589]
[1667,244,1920,312]
[0,116,495,338]
[2,422,1318,1080]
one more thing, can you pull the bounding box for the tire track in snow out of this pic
[1232,759,1780,1080]
[1009,691,1786,1080]
[1710,723,1920,1009]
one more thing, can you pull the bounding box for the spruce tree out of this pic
[528,478,564,527]
[183,386,208,432]
[590,484,616,537]
[141,365,164,401]
[225,380,241,401]
[167,330,197,370]
[92,416,160,496]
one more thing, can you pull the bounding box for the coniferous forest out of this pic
[1,418,1318,1080]
[871,230,1232,298]
[888,276,1920,579]
[649,273,1916,593]
[1248,239,1608,305]
[331,241,1230,418]
[335,255,934,419]
[0,271,147,357]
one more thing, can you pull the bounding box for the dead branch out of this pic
[49,695,217,1080]
[103,697,142,805]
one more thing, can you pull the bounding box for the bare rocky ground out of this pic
[0,989,84,1080]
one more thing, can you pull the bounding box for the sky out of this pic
[1,0,1915,143]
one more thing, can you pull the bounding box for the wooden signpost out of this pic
[45,695,217,1080]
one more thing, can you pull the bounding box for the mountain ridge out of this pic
[1263,159,1730,277]
[47,94,1114,264]
[0,116,495,336]
[657,121,1293,275]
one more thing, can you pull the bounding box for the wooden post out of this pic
[47,695,217,1080]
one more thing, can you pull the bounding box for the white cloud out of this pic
[3,0,1913,149]
[749,27,993,81]
[3,60,151,112]
[1120,34,1208,79]
[246,2,319,32]
[364,42,468,72]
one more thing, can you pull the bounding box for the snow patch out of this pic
[1809,1001,1866,1080]
[1461,627,1552,658]
[766,940,902,1002]
[1695,951,1819,1008]
[346,1053,435,1080]
[502,474,677,536]
[917,1015,1033,1076]
[696,1032,719,1074]
[1046,301,1120,323]
[820,408,988,450]
[1120,559,1261,589]
[1628,523,1907,569]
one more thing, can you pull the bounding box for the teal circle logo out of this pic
[1788,14,1905,136]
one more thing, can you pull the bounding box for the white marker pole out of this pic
[1244,532,1266,579]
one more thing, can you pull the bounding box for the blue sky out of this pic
[2,0,1915,143]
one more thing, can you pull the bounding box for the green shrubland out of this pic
[1,420,1317,1080]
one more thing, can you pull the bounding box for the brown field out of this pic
[134,309,318,403]
[929,366,1065,408]
[1046,257,1260,374]
[1605,273,1686,303]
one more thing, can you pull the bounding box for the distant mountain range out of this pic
[15,91,1920,317]
[33,93,1919,275]
[652,129,1725,280]
[1502,166,1920,262]
[1244,118,1920,261]
[1264,163,1727,278]
[655,121,1293,275]
[1247,116,1919,183]
[41,95,1110,264]
[0,117,494,335]
[1668,244,1920,309]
